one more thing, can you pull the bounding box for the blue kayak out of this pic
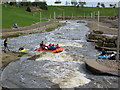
[98,55,111,59]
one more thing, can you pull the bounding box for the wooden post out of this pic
[91,12,93,19]
[98,11,100,31]
[116,5,120,60]
[63,11,64,20]
[94,12,95,19]
[84,13,85,19]
[72,13,73,19]
[54,12,56,20]
[40,12,41,23]
[64,11,65,20]
[50,13,51,19]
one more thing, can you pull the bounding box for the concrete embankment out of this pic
[85,59,119,76]
[85,19,119,77]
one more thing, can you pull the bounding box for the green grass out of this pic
[2,5,118,29]
[38,6,118,18]
[2,4,47,29]
[0,4,2,28]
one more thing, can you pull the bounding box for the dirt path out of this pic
[1,52,19,68]
[2,20,53,32]
[87,20,118,35]
[2,20,65,38]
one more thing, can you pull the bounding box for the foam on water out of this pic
[58,42,83,47]
[34,60,90,88]
[35,50,90,88]
[36,51,74,62]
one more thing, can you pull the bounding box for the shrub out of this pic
[26,7,31,12]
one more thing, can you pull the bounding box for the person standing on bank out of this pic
[4,38,10,52]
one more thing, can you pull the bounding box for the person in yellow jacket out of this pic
[4,38,10,52]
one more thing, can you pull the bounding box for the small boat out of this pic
[98,51,117,60]
[16,49,26,53]
[34,47,63,53]
[98,55,111,59]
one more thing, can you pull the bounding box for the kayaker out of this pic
[40,41,46,49]
[47,44,51,50]
[4,38,10,52]
[19,47,24,50]
[13,23,19,28]
[101,49,107,55]
[55,44,60,48]
[50,44,56,50]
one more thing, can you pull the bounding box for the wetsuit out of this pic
[4,39,8,48]
[19,47,24,50]
[40,42,46,50]
[4,39,10,51]
[50,45,56,50]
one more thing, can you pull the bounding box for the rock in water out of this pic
[1,59,90,88]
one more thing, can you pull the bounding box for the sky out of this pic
[36,0,119,7]
[9,0,120,7]
[28,0,120,3]
[17,0,120,3]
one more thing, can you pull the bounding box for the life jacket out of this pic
[40,43,43,45]
[55,44,60,48]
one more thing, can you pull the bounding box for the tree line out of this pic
[5,2,48,12]
[97,2,117,8]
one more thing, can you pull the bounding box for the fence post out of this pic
[116,2,120,60]
[98,11,100,31]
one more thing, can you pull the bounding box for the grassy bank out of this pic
[2,4,118,29]
[2,4,47,29]
[37,6,118,18]
[0,4,2,29]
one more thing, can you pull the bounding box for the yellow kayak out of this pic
[16,49,26,52]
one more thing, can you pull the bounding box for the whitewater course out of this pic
[1,20,118,88]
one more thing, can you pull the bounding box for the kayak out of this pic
[34,48,63,53]
[16,49,26,53]
[98,55,111,59]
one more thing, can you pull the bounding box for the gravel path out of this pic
[87,19,118,35]
[2,20,54,32]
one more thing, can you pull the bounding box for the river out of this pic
[1,20,118,88]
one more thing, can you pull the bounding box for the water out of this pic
[1,20,118,88]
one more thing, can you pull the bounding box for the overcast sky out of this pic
[14,0,119,7]
[22,0,120,2]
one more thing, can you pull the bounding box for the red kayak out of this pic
[34,47,64,53]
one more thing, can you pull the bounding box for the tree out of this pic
[101,3,105,8]
[78,1,86,7]
[38,2,48,10]
[96,2,100,7]
[109,4,116,8]
[71,0,77,6]
[26,7,31,12]
[109,4,113,8]
[54,0,61,4]
[113,4,116,8]
[9,2,16,6]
